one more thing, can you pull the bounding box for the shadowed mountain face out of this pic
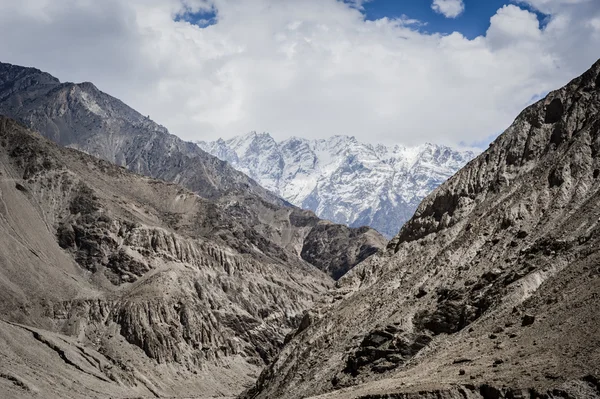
[0,62,387,280]
[0,62,269,202]
[242,61,600,399]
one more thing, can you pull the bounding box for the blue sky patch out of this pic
[175,7,217,28]
[176,1,548,37]
[361,0,547,39]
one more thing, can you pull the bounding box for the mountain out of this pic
[0,61,386,280]
[0,116,335,397]
[198,134,476,238]
[242,61,600,398]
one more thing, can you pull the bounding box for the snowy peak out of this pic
[199,134,477,238]
[199,132,284,192]
[199,138,240,164]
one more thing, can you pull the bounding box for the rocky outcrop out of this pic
[301,223,387,280]
[242,60,600,399]
[343,326,432,376]
[199,133,475,238]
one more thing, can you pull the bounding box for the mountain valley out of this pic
[0,58,599,399]
[0,63,385,398]
[0,62,387,281]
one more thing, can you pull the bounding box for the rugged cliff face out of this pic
[199,133,475,238]
[0,117,335,398]
[242,61,600,399]
[0,62,386,280]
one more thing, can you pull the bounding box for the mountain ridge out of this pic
[198,132,476,238]
[0,61,280,203]
[0,61,389,397]
[2,58,600,399]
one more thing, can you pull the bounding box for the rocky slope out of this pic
[199,134,475,238]
[0,61,386,279]
[242,60,600,399]
[0,116,338,398]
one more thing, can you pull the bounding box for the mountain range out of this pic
[0,61,387,280]
[199,134,475,238]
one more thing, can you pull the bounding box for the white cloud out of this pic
[0,0,599,147]
[431,0,465,18]
[487,5,542,49]
[343,0,372,9]
[517,0,591,14]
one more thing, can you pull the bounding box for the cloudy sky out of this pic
[1,0,599,147]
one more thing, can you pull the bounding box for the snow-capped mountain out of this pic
[198,133,477,238]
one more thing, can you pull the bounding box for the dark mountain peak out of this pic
[0,61,60,85]
[0,62,61,104]
[0,61,264,199]
[77,80,98,89]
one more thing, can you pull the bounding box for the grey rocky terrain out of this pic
[0,62,271,202]
[242,60,600,399]
[0,116,334,397]
[0,90,386,399]
[2,58,600,399]
[0,61,389,398]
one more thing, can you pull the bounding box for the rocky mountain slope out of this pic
[0,61,386,279]
[242,60,600,399]
[0,62,276,203]
[0,116,337,398]
[199,134,475,238]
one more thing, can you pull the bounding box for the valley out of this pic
[0,56,599,399]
